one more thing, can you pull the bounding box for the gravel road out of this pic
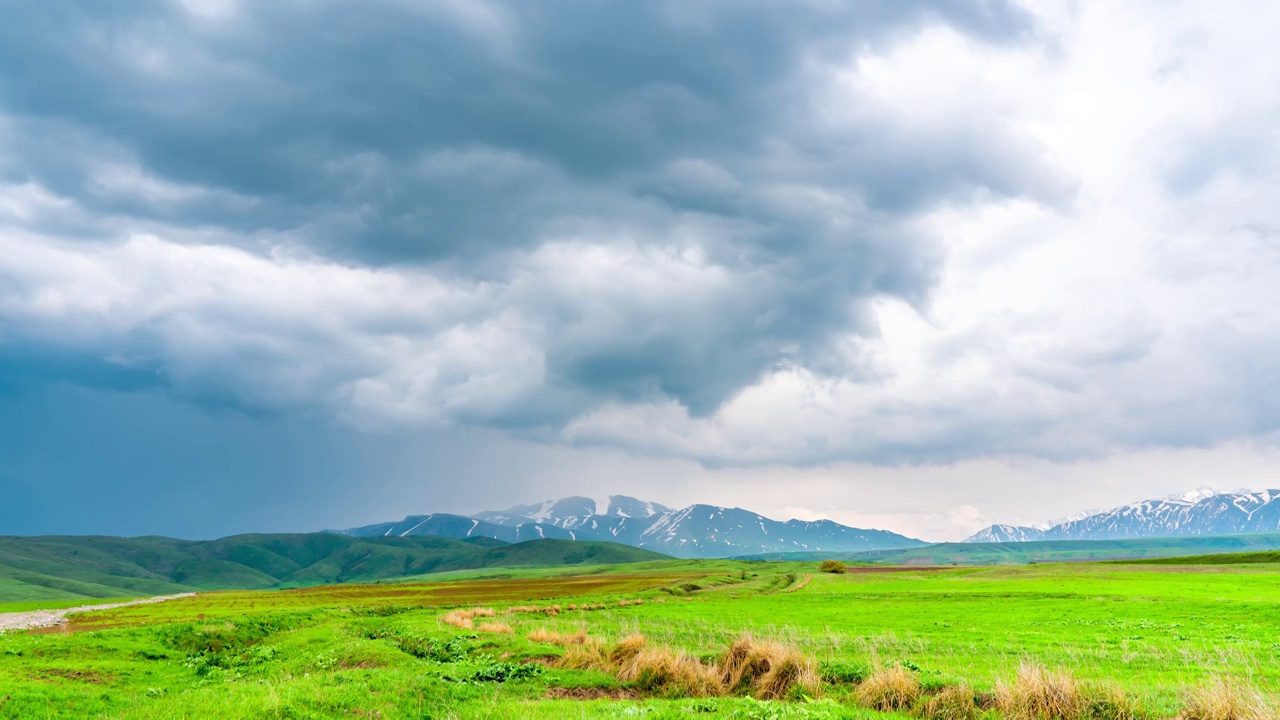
[0,593,196,634]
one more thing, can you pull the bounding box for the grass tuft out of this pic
[918,684,980,720]
[857,664,921,712]
[617,646,724,697]
[440,607,495,629]
[609,633,648,666]
[1180,679,1272,720]
[719,634,820,700]
[527,628,590,646]
[995,662,1083,720]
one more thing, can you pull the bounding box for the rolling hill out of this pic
[0,534,666,604]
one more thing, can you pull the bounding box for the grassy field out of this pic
[2,557,1278,719]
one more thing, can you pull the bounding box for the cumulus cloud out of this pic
[2,0,1280,477]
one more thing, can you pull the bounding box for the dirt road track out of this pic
[0,593,195,634]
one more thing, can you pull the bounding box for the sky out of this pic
[3,1,1280,542]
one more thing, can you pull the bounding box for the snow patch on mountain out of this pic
[965,487,1280,543]
[343,496,924,559]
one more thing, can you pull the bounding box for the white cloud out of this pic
[558,0,1280,466]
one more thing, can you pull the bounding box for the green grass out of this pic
[2,557,1278,718]
[0,534,667,602]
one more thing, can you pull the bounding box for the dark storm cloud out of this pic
[0,0,1061,422]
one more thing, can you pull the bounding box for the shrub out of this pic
[857,665,921,711]
[818,560,847,574]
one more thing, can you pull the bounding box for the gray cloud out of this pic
[0,0,1059,424]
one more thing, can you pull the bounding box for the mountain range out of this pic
[965,487,1280,542]
[339,496,927,559]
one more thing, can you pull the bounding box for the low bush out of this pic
[818,560,847,574]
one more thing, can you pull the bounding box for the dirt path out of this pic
[0,593,196,634]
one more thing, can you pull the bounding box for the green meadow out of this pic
[2,555,1278,719]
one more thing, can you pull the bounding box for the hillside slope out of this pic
[0,534,666,603]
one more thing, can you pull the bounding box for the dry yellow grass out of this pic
[617,646,724,697]
[608,633,649,666]
[995,663,1084,720]
[718,635,820,700]
[440,607,494,629]
[857,664,921,712]
[476,621,512,634]
[1082,684,1141,720]
[1180,679,1273,720]
[918,684,980,720]
[556,640,611,672]
[527,627,591,646]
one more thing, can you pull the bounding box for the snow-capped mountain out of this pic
[340,495,925,559]
[965,524,1046,543]
[964,487,1280,543]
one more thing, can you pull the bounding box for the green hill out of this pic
[1120,549,1280,565]
[0,534,667,603]
[737,533,1280,565]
